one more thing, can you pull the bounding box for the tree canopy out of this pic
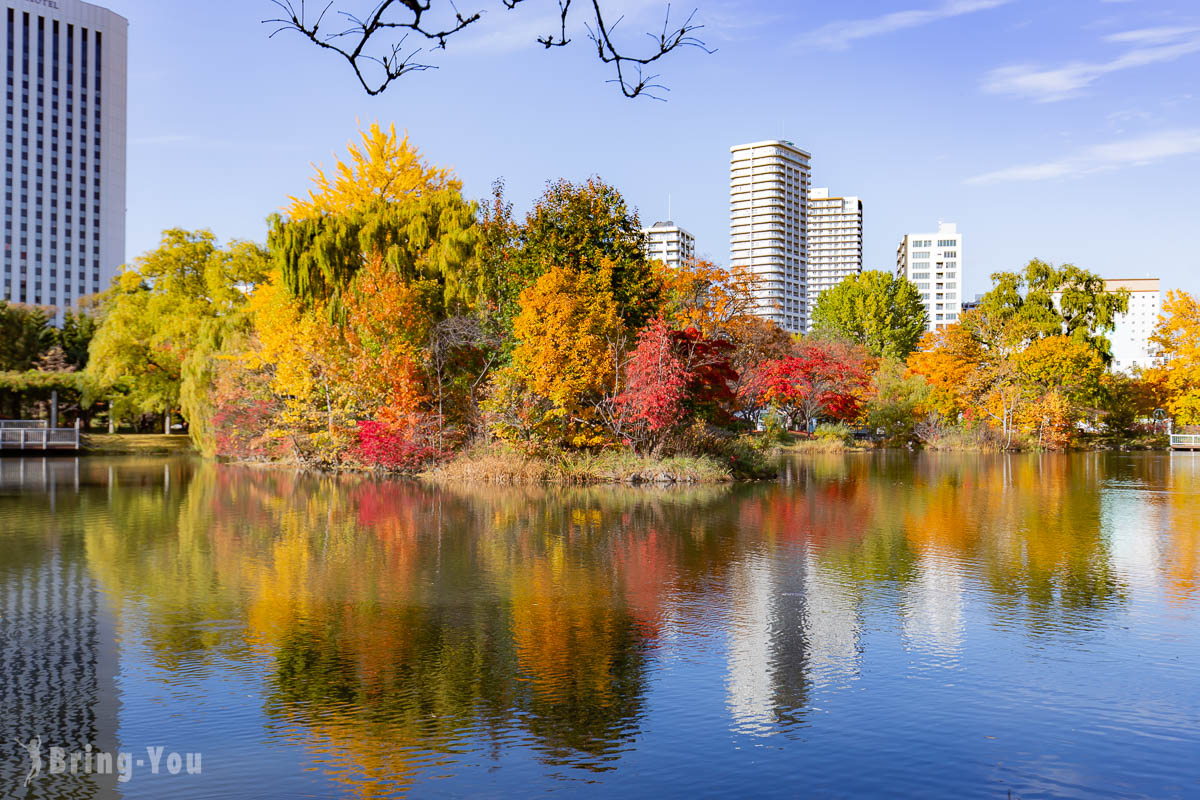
[271,124,478,318]
[87,229,270,425]
[811,270,928,360]
[976,259,1130,361]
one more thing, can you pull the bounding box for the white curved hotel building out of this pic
[2,0,126,311]
[730,140,810,334]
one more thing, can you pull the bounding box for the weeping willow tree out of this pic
[268,191,477,322]
[268,123,479,322]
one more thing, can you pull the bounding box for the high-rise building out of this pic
[641,220,695,270]
[2,0,126,312]
[1105,278,1161,373]
[806,188,862,330]
[896,222,963,331]
[730,140,810,333]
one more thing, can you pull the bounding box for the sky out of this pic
[105,0,1200,301]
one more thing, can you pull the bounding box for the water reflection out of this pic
[0,452,1198,797]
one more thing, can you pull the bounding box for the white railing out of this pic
[1170,434,1200,449]
[0,420,49,429]
[0,419,80,450]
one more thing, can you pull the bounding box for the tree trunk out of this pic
[164,410,171,435]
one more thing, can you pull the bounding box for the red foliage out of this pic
[353,420,444,472]
[615,319,688,432]
[670,327,737,425]
[758,341,870,429]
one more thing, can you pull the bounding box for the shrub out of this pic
[813,421,854,446]
[353,420,445,472]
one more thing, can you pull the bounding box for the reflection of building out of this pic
[730,140,811,333]
[641,220,695,269]
[1104,278,1160,373]
[897,222,963,331]
[901,554,964,658]
[2,0,128,311]
[0,458,119,796]
[801,553,861,684]
[726,555,776,733]
[806,188,863,331]
[726,547,864,733]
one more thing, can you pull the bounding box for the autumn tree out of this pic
[1143,290,1200,424]
[757,341,870,432]
[906,325,983,419]
[612,319,688,453]
[512,177,659,330]
[727,315,792,429]
[489,263,626,448]
[270,123,477,319]
[87,229,270,432]
[657,260,762,340]
[811,270,928,360]
[977,259,1129,362]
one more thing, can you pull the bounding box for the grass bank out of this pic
[778,438,874,454]
[82,434,195,455]
[422,444,740,486]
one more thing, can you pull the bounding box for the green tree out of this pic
[0,301,53,371]
[867,358,931,442]
[87,229,270,430]
[514,177,659,330]
[977,259,1129,362]
[811,270,928,359]
[56,309,98,370]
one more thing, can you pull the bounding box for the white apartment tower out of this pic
[730,140,810,333]
[1105,278,1160,373]
[806,188,863,330]
[2,0,127,311]
[897,222,963,331]
[641,220,695,270]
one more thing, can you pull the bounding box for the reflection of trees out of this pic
[1165,455,1200,601]
[774,453,1129,628]
[82,464,755,787]
[66,452,1180,792]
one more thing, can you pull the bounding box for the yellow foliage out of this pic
[1016,389,1076,450]
[247,273,352,459]
[495,263,625,448]
[656,259,763,337]
[906,326,981,417]
[286,122,461,220]
[1144,290,1200,424]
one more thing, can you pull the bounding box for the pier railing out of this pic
[0,419,81,450]
[1170,434,1200,450]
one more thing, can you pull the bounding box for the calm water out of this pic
[1,453,1199,799]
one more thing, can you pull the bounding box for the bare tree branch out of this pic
[265,0,713,99]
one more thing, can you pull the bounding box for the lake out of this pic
[1,452,1198,798]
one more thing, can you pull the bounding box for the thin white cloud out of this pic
[983,27,1200,102]
[965,128,1200,184]
[797,0,1010,51]
[1105,26,1200,45]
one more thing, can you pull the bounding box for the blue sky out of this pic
[110,0,1200,300]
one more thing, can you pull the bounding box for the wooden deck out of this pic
[0,420,81,451]
[1170,434,1200,451]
